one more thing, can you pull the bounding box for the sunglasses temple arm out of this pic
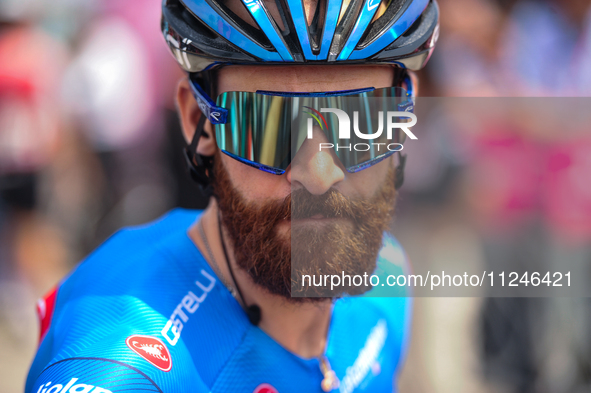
[189,77,229,124]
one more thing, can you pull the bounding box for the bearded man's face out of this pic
[213,150,397,301]
[179,64,403,302]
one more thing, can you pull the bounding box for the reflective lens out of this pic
[215,87,412,174]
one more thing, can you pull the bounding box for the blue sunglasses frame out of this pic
[188,73,415,174]
[189,73,414,124]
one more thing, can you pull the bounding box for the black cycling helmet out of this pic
[161,0,439,72]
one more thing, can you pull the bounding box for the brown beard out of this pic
[212,152,397,302]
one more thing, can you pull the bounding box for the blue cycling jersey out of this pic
[25,209,411,393]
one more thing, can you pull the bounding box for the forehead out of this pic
[216,64,396,94]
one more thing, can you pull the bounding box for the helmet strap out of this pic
[394,151,407,190]
[394,68,410,190]
[184,114,214,198]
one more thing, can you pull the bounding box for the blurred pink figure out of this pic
[544,137,591,243]
[465,129,543,235]
[62,0,181,151]
[0,26,67,173]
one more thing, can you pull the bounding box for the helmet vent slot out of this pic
[356,0,406,49]
[328,0,364,58]
[307,0,326,53]
[180,7,218,40]
[202,0,276,49]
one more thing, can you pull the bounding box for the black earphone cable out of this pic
[217,211,262,326]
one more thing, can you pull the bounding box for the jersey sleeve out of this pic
[25,286,60,393]
[25,218,211,393]
[25,283,169,393]
[25,283,211,393]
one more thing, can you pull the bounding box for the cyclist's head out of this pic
[162,0,439,300]
[162,0,439,183]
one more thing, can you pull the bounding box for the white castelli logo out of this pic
[161,269,216,346]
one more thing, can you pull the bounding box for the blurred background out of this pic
[0,0,590,392]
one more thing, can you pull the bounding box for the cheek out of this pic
[343,155,394,197]
[222,154,291,200]
[220,151,393,200]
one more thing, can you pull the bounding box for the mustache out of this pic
[265,188,368,221]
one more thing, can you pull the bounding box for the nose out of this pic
[286,126,345,195]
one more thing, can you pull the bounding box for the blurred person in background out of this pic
[459,102,591,392]
[460,1,591,389]
[0,14,69,337]
[0,11,78,391]
[426,0,514,96]
[499,0,591,96]
[408,1,591,391]
[24,0,439,392]
[0,0,197,390]
[62,0,186,238]
[427,0,591,97]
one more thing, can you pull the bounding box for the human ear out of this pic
[175,77,217,156]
